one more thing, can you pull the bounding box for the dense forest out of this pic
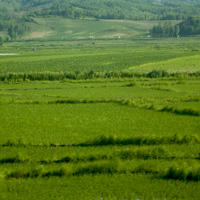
[149,17,200,37]
[179,17,200,36]
[0,0,200,41]
[0,0,200,21]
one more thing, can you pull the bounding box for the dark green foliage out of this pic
[0,155,28,164]
[179,17,200,36]
[6,162,200,182]
[3,139,28,147]
[119,147,167,160]
[55,156,72,163]
[150,22,179,38]
[8,168,44,179]
[0,0,200,21]
[164,166,200,181]
[7,23,30,41]
[1,70,200,82]
[0,36,3,46]
[74,162,118,175]
[151,17,200,38]
[42,168,68,178]
[7,162,118,179]
[161,106,200,116]
[123,81,138,87]
[147,70,169,78]
[78,134,200,147]
[0,23,4,31]
[2,134,199,148]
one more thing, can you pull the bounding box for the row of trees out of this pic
[0,19,31,42]
[8,24,30,41]
[0,36,3,46]
[1,0,200,21]
[30,3,193,21]
[179,17,200,35]
[150,22,180,38]
[0,70,200,82]
[150,17,200,37]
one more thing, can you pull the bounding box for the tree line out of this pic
[0,0,200,21]
[150,22,180,38]
[0,17,31,44]
[149,17,200,37]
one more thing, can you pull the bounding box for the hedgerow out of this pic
[0,70,200,82]
[2,134,200,148]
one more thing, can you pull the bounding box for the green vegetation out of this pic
[0,36,3,46]
[150,21,180,38]
[150,17,200,37]
[0,67,200,199]
[0,7,200,199]
[179,17,200,36]
[1,0,200,21]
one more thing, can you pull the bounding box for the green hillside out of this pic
[24,18,159,41]
[1,0,200,21]
[1,0,200,42]
[129,54,200,74]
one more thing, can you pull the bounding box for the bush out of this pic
[74,161,118,175]
[78,134,200,147]
[164,166,200,181]
[147,70,169,78]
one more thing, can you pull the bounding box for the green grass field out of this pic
[0,18,200,199]
[25,18,159,41]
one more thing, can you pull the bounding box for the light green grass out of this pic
[0,37,200,199]
[26,18,157,41]
[0,78,200,145]
[129,54,200,74]
[0,45,199,74]
[0,174,199,200]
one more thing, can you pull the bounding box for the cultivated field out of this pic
[0,19,200,200]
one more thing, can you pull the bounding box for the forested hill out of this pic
[1,0,200,21]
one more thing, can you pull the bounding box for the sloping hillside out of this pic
[0,0,200,21]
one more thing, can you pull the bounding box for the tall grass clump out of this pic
[119,147,167,160]
[73,161,119,176]
[7,167,44,179]
[2,135,199,148]
[1,71,199,82]
[0,154,29,164]
[78,134,200,147]
[6,162,118,179]
[123,81,138,87]
[54,154,111,164]
[160,106,200,116]
[3,138,28,147]
[7,166,73,179]
[163,166,200,181]
[147,70,169,78]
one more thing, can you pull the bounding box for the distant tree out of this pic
[5,36,10,42]
[0,23,4,31]
[174,25,180,37]
[179,17,200,36]
[0,37,3,46]
[8,25,15,41]
[8,23,30,41]
[150,21,179,38]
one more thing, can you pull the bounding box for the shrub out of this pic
[147,70,169,78]
[163,166,200,181]
[74,161,118,175]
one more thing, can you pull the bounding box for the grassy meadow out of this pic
[0,18,200,199]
